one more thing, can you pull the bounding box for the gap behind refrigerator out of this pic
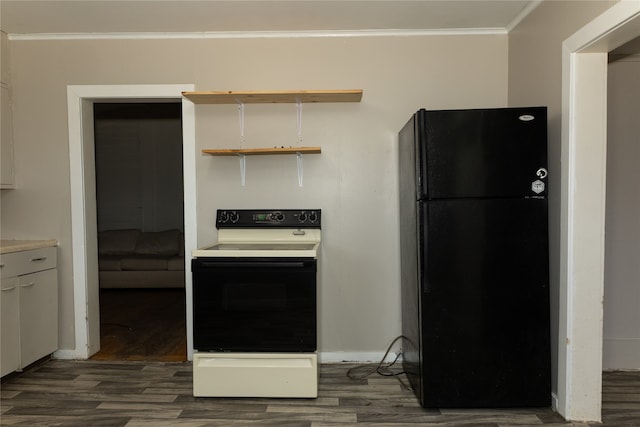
[398,107,551,408]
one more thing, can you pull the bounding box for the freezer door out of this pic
[420,198,551,407]
[420,107,548,199]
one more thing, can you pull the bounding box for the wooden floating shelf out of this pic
[202,147,321,156]
[183,90,362,104]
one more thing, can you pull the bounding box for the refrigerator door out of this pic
[420,197,551,408]
[419,107,548,200]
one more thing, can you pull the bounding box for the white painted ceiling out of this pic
[1,0,536,36]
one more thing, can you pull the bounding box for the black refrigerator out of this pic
[398,107,551,408]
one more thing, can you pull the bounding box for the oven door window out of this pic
[192,258,317,352]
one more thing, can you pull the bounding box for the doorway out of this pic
[558,3,640,421]
[90,102,186,361]
[66,84,197,362]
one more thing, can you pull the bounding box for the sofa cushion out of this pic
[98,256,122,271]
[98,229,140,255]
[135,229,181,256]
[121,256,169,271]
[167,256,185,271]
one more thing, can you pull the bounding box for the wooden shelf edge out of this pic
[202,147,322,156]
[183,90,362,104]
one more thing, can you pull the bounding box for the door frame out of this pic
[63,84,196,360]
[558,2,640,421]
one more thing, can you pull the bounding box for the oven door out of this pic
[192,257,317,352]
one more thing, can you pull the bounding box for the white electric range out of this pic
[191,209,321,398]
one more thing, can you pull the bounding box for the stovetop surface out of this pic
[193,232,321,258]
[206,243,317,251]
[194,210,322,258]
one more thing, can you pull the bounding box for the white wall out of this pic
[0,34,508,356]
[0,31,9,84]
[1,31,15,189]
[603,55,640,369]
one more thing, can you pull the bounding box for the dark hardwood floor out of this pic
[1,360,638,426]
[91,289,187,362]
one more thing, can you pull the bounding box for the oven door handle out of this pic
[194,261,308,269]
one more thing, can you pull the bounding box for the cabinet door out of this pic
[1,276,20,376]
[19,269,58,368]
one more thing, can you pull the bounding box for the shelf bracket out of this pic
[296,152,303,187]
[237,102,246,147]
[296,99,303,144]
[238,154,246,186]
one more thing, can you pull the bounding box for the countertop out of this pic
[0,239,58,254]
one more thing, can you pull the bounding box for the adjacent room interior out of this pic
[89,102,187,361]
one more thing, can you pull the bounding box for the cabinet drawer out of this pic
[1,247,57,278]
[193,353,317,397]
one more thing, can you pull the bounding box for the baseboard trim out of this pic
[53,349,85,360]
[53,349,402,364]
[551,392,559,413]
[319,351,401,364]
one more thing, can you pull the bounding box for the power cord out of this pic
[346,335,411,390]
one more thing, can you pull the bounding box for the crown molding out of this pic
[8,28,507,41]
[506,0,542,32]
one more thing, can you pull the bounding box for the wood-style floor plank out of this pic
[2,359,639,426]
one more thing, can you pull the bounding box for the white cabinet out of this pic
[19,267,58,367]
[0,245,58,376]
[1,277,19,376]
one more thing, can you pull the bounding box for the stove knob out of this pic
[308,211,318,223]
[229,211,239,223]
[218,211,228,223]
[298,211,307,222]
[273,212,284,222]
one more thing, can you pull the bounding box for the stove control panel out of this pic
[216,209,321,228]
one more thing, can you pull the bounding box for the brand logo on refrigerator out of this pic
[536,168,548,179]
[531,168,547,194]
[532,180,545,194]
